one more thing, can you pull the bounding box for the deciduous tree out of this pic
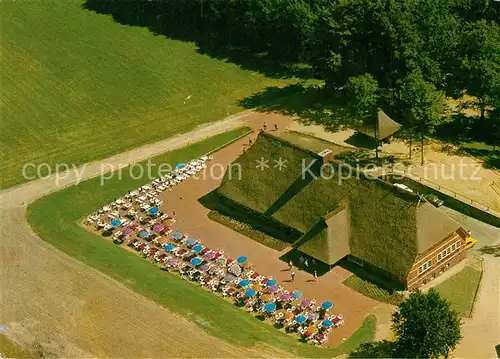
[459,20,500,120]
[392,289,462,358]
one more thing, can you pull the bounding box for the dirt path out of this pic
[0,112,288,358]
[286,123,500,213]
[0,111,252,207]
[454,254,500,358]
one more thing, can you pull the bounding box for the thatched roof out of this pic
[416,202,461,254]
[296,207,351,265]
[218,132,463,281]
[358,110,402,140]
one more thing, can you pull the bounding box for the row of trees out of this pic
[89,0,500,145]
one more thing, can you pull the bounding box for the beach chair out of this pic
[175,248,187,257]
[128,239,138,247]
[201,276,211,286]
[225,287,236,297]
[250,272,259,279]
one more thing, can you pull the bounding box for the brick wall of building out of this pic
[406,231,467,290]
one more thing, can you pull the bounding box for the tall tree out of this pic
[345,73,381,157]
[345,73,379,120]
[396,69,446,163]
[459,20,500,120]
[392,289,462,358]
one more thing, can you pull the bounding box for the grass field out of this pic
[27,130,375,357]
[343,276,404,306]
[341,259,405,305]
[0,0,287,189]
[435,257,483,317]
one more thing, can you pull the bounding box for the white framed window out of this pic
[418,259,432,275]
[437,240,461,262]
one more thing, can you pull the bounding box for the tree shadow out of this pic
[348,340,396,358]
[478,244,500,257]
[432,112,500,168]
[239,83,361,132]
[436,113,500,146]
[439,143,500,170]
[82,0,313,80]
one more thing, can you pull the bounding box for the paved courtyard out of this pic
[157,119,379,346]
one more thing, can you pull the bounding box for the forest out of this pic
[85,0,500,150]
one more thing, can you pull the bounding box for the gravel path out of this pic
[0,111,286,358]
[454,255,500,358]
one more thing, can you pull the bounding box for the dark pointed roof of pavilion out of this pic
[358,109,402,140]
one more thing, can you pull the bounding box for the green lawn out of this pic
[343,275,404,306]
[0,0,288,189]
[207,210,289,251]
[435,258,483,317]
[27,130,375,357]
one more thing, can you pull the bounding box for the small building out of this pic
[357,109,402,141]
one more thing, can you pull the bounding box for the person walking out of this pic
[274,124,278,131]
[314,271,318,281]
[291,270,296,282]
[263,122,268,130]
[289,260,293,271]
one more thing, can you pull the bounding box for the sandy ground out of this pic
[371,304,396,342]
[287,123,500,213]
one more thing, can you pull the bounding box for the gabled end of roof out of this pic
[358,109,402,140]
[416,202,462,254]
[297,206,351,265]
